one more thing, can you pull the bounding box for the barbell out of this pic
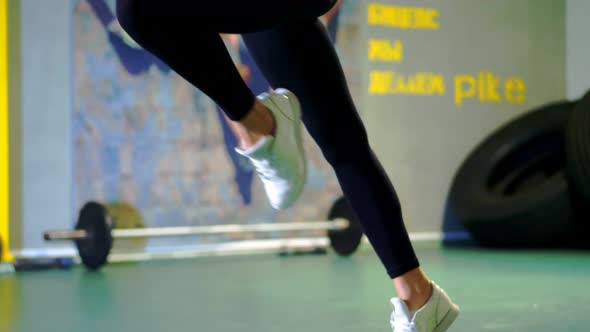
[43,197,364,271]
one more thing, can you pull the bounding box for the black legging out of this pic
[115,0,419,278]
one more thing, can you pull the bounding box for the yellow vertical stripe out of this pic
[0,0,11,261]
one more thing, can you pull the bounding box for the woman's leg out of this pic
[115,0,317,209]
[242,19,453,312]
[242,20,460,330]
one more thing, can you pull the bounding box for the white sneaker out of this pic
[235,88,307,210]
[390,281,460,332]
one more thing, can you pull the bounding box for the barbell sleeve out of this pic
[44,229,91,241]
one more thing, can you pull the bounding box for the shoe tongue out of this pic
[235,136,274,159]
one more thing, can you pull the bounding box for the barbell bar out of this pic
[42,197,364,271]
[44,220,350,241]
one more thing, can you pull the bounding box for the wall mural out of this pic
[72,0,362,248]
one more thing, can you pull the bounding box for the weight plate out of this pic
[75,201,113,270]
[327,196,363,256]
[105,201,146,251]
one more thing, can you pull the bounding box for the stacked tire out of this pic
[446,92,590,248]
[565,91,590,248]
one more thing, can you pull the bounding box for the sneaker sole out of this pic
[433,303,460,332]
[273,88,307,210]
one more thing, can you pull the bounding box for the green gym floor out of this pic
[1,242,589,332]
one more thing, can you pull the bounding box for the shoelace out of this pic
[391,320,416,332]
[254,157,280,181]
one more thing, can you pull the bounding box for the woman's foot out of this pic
[234,88,307,209]
[390,281,460,332]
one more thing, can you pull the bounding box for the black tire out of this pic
[565,90,590,204]
[565,91,590,248]
[447,101,577,248]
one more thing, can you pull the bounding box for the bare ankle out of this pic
[245,100,275,136]
[227,101,275,149]
[393,268,433,311]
